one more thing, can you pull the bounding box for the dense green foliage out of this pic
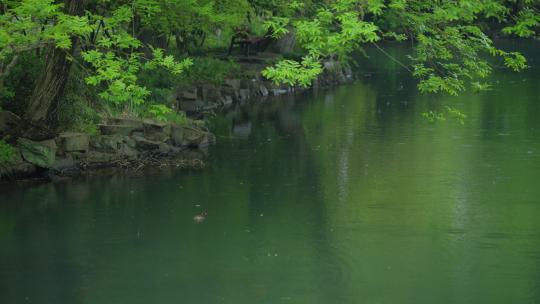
[262,0,538,95]
[0,0,538,129]
[0,138,16,165]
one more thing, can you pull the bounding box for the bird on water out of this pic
[193,211,207,223]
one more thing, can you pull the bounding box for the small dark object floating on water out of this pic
[193,211,207,223]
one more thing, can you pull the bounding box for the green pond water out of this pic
[1,41,540,304]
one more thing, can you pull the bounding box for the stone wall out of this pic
[175,59,354,115]
[0,117,214,180]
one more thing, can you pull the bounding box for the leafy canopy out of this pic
[0,0,539,118]
[262,0,538,94]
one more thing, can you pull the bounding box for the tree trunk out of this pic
[24,0,85,126]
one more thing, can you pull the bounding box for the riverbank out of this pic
[174,55,354,115]
[0,57,354,182]
[0,116,214,181]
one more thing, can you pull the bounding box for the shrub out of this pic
[0,139,16,165]
[147,104,189,125]
[56,67,102,134]
[181,57,240,85]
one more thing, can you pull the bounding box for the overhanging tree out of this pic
[262,0,538,95]
[0,0,538,131]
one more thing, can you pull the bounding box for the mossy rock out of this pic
[182,126,215,148]
[17,138,56,168]
[57,132,89,152]
[90,135,124,153]
[143,120,171,142]
[99,124,140,136]
[107,117,144,129]
[170,125,184,147]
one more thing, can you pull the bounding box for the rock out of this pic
[123,136,136,149]
[119,143,139,157]
[201,84,222,102]
[132,131,144,137]
[132,135,161,150]
[180,87,199,100]
[200,102,219,111]
[319,60,349,85]
[0,154,37,179]
[193,132,216,149]
[106,117,144,129]
[220,95,233,108]
[220,87,239,101]
[90,135,124,153]
[32,138,55,152]
[240,79,255,90]
[182,126,215,148]
[6,150,23,164]
[323,60,339,72]
[52,155,76,172]
[17,138,57,168]
[179,100,205,112]
[182,149,207,160]
[57,132,89,153]
[170,125,184,146]
[0,163,37,179]
[143,120,171,142]
[80,151,120,164]
[65,151,84,161]
[0,110,21,136]
[259,85,269,97]
[99,124,138,136]
[158,142,173,154]
[224,79,241,91]
[270,31,296,53]
[91,135,138,157]
[91,135,135,157]
[182,126,207,147]
[271,88,288,96]
[238,89,251,101]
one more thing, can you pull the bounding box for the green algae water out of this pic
[1,40,540,304]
